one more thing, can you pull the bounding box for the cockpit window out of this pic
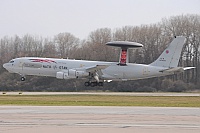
[9,60,14,63]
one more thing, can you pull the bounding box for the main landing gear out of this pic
[84,81,104,87]
[84,72,104,87]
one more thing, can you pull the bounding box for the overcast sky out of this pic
[0,0,199,39]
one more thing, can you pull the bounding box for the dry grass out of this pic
[0,95,200,107]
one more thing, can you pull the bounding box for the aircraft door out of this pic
[143,67,149,76]
[18,59,24,72]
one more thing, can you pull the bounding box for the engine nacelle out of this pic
[56,71,69,79]
[68,69,76,79]
[56,69,88,79]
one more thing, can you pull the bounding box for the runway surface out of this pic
[0,106,200,133]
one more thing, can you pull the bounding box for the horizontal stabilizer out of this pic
[160,67,184,73]
[160,67,195,73]
[183,67,195,70]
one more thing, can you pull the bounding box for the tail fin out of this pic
[150,36,186,68]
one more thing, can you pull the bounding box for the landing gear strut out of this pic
[84,72,103,87]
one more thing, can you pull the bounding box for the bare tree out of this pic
[54,32,79,58]
[86,28,116,61]
[42,38,57,58]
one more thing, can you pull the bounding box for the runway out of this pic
[0,106,200,133]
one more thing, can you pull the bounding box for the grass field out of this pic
[0,95,200,107]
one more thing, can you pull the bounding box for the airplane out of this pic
[3,36,195,87]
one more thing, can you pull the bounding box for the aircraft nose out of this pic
[3,63,15,73]
[3,63,9,69]
[3,63,7,69]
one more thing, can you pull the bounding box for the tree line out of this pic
[0,14,199,92]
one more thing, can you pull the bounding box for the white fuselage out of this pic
[3,57,169,81]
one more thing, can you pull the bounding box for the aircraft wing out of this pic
[85,65,109,73]
[160,67,195,73]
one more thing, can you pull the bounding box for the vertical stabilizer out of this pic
[150,36,186,68]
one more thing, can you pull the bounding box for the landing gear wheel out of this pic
[98,82,103,86]
[84,81,104,87]
[84,82,90,87]
[21,77,26,81]
[91,82,97,87]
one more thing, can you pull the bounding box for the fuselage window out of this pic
[9,60,14,63]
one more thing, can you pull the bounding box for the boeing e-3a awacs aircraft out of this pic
[3,36,194,87]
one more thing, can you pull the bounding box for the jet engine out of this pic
[56,69,88,79]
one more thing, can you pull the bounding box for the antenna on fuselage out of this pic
[106,41,143,66]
